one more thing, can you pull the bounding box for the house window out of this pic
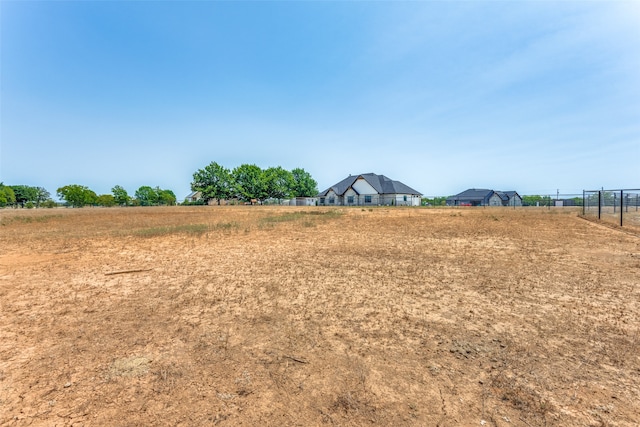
[364,195,372,204]
[403,195,407,202]
[329,197,335,204]
[320,197,325,204]
[347,196,354,204]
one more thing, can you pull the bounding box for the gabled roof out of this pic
[318,173,422,197]
[448,188,494,201]
[494,191,509,202]
[494,191,521,201]
[448,189,522,203]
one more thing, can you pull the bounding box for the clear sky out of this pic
[1,0,638,199]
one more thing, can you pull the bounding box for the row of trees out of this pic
[56,185,177,207]
[190,162,318,205]
[521,195,583,206]
[0,183,177,208]
[422,196,447,206]
[0,184,55,208]
[419,195,585,207]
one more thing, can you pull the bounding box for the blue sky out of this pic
[1,1,638,199]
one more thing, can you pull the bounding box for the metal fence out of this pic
[583,189,640,231]
[540,194,584,207]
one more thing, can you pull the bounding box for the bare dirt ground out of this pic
[1,206,639,427]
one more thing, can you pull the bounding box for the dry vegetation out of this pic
[1,206,639,426]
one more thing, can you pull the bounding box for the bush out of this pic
[41,199,58,208]
[181,199,206,206]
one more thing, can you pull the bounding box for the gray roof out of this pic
[448,188,494,201]
[448,189,521,202]
[318,173,422,197]
[494,191,509,202]
[495,191,521,201]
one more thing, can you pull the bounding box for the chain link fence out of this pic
[583,189,640,232]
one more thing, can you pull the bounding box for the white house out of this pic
[317,173,422,207]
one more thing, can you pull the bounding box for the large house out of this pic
[317,173,422,206]
[446,189,522,207]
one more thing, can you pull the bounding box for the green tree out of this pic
[57,185,97,207]
[522,195,540,206]
[112,185,130,206]
[135,186,158,206]
[264,166,294,202]
[0,183,16,207]
[522,195,556,207]
[290,168,318,197]
[191,162,233,205]
[10,185,38,208]
[232,164,266,203]
[157,188,177,206]
[34,187,50,208]
[96,194,116,207]
[422,196,447,206]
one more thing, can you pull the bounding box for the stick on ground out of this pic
[283,355,309,364]
[105,268,152,276]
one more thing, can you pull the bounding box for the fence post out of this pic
[620,190,624,227]
[598,191,602,219]
[625,193,628,213]
[582,190,585,216]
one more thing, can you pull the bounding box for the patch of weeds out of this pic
[0,214,63,226]
[332,392,360,413]
[261,212,305,224]
[330,390,376,420]
[258,221,275,230]
[491,371,552,424]
[320,209,344,218]
[212,221,239,231]
[135,223,209,237]
[109,356,151,379]
[259,210,343,227]
[152,360,182,388]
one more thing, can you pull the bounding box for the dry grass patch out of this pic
[0,206,638,426]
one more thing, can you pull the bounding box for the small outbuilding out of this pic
[317,173,422,206]
[287,197,318,206]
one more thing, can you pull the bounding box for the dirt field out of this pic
[1,206,639,426]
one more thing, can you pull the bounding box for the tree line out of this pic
[0,161,318,209]
[190,162,318,205]
[57,185,176,207]
[521,195,583,207]
[0,183,176,208]
[0,184,54,208]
